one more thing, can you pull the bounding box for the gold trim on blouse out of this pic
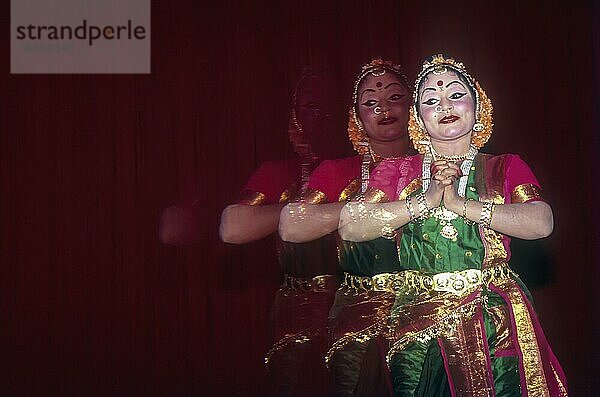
[239,190,266,206]
[279,188,292,204]
[398,178,422,200]
[511,183,542,203]
[338,178,361,202]
[303,188,329,204]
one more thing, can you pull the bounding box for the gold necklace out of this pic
[431,146,470,161]
[370,147,407,163]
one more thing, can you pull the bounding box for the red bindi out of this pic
[376,81,383,88]
[437,80,444,86]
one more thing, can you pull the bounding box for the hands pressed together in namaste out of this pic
[425,160,465,213]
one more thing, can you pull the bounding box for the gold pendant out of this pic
[440,224,458,240]
[431,206,459,240]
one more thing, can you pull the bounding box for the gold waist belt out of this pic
[341,264,513,296]
[281,274,338,292]
[341,272,397,293]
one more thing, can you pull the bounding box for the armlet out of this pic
[338,179,361,202]
[398,178,422,201]
[363,188,388,203]
[511,183,542,204]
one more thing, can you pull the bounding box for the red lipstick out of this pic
[439,115,459,124]
[378,117,398,125]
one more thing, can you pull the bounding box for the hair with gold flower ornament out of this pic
[408,54,493,154]
[348,59,409,155]
[288,67,319,160]
[287,68,325,191]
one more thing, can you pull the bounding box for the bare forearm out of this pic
[159,204,202,246]
[219,203,284,244]
[279,202,345,242]
[460,200,553,240]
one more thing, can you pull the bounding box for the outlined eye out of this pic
[450,92,467,100]
[361,99,378,107]
[389,93,406,101]
[421,98,438,106]
[300,101,318,109]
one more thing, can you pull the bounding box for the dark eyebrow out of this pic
[446,81,466,89]
[360,89,375,100]
[421,87,435,95]
[385,82,403,90]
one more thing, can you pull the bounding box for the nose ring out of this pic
[435,104,453,113]
[374,106,382,115]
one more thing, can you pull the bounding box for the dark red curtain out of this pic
[2,0,598,395]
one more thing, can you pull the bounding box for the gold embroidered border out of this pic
[485,304,513,353]
[481,227,509,267]
[363,187,388,203]
[264,331,314,367]
[495,281,550,397]
[302,188,328,204]
[439,304,495,396]
[398,178,422,200]
[325,318,390,367]
[386,297,482,364]
[511,183,542,204]
[338,178,361,202]
[279,188,293,204]
[550,361,569,397]
[239,190,266,205]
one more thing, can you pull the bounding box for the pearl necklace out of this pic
[421,145,478,240]
[431,146,471,161]
[359,147,408,193]
[423,145,478,198]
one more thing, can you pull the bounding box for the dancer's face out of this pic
[293,74,340,157]
[418,70,475,143]
[357,72,410,144]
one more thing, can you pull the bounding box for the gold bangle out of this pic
[415,192,430,222]
[479,202,495,228]
[462,198,474,219]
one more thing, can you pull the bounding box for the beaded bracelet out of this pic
[415,192,430,222]
[405,196,416,222]
[463,199,475,219]
[462,198,477,225]
[479,201,495,228]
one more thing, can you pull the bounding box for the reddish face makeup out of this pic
[357,72,410,143]
[418,70,475,143]
[294,75,339,157]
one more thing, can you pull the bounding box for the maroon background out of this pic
[2,0,599,395]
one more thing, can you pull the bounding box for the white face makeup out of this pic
[418,70,475,144]
[357,72,410,144]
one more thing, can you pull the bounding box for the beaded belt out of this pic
[281,274,338,293]
[341,264,513,296]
